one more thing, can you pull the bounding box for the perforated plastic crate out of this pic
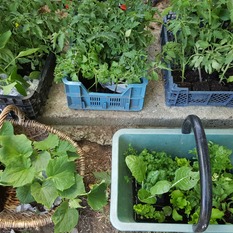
[161,19,233,107]
[62,77,148,111]
[0,53,56,118]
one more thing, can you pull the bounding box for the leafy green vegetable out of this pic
[125,155,147,183]
[125,141,233,224]
[174,167,199,190]
[150,180,172,195]
[138,188,156,204]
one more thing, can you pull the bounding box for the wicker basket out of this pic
[0,105,85,229]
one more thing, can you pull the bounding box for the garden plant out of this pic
[54,0,161,91]
[161,0,233,91]
[125,142,233,224]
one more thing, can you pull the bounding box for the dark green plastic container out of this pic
[110,128,233,233]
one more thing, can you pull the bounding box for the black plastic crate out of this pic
[0,53,56,118]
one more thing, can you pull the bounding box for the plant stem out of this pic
[219,63,230,83]
[198,67,202,82]
[4,58,16,71]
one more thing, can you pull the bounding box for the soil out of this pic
[173,68,233,91]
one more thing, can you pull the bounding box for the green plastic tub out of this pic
[110,128,233,233]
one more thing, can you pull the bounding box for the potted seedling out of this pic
[160,0,233,107]
[0,106,108,233]
[54,0,161,111]
[0,0,75,117]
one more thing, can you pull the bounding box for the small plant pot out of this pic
[110,121,233,232]
[100,82,128,94]
[0,53,56,118]
[62,77,148,111]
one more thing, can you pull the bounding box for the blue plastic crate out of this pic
[161,20,233,107]
[62,77,148,111]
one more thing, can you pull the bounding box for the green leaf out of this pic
[16,48,39,58]
[0,31,11,49]
[52,201,79,233]
[163,206,172,216]
[1,82,17,95]
[16,185,35,204]
[31,180,58,208]
[125,29,132,37]
[211,208,224,220]
[0,48,14,64]
[212,60,221,70]
[59,174,86,199]
[196,40,210,49]
[225,51,233,64]
[0,134,33,166]
[86,32,118,43]
[32,151,51,172]
[170,190,188,209]
[1,166,36,187]
[0,122,14,136]
[33,134,59,151]
[46,157,76,191]
[172,209,183,221]
[87,181,108,211]
[93,171,111,186]
[138,188,156,204]
[150,180,172,195]
[54,140,77,158]
[125,155,147,183]
[227,76,233,83]
[69,198,82,209]
[14,82,27,96]
[174,167,199,190]
[58,33,66,52]
[29,71,40,79]
[146,170,160,186]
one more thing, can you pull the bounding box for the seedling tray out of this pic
[62,77,148,111]
[161,18,233,107]
[0,53,56,118]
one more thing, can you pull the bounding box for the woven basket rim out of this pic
[0,106,85,229]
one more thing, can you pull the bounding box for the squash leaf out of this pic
[46,156,76,191]
[52,201,79,233]
[31,180,58,208]
[87,181,108,211]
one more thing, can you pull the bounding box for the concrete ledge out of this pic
[38,77,233,128]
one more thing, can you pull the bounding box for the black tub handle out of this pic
[182,115,212,233]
